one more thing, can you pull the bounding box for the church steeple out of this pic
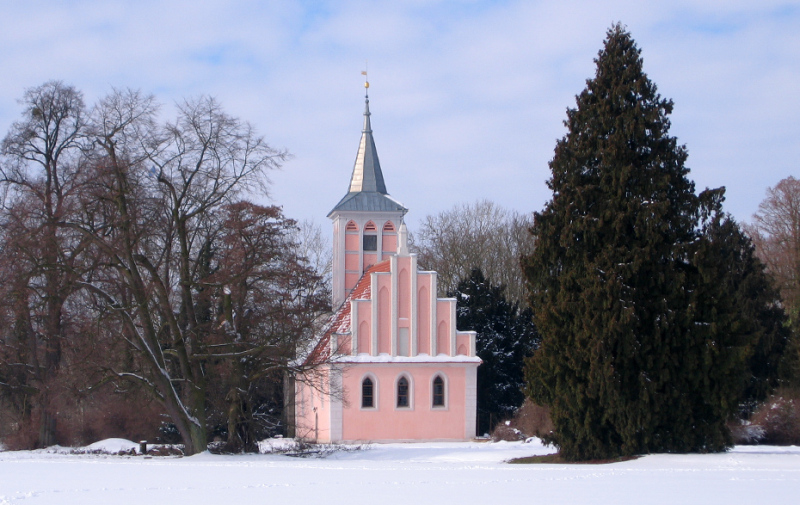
[328,79,406,217]
[347,88,387,194]
[329,78,408,308]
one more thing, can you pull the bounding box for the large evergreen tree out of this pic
[451,268,539,435]
[522,25,753,460]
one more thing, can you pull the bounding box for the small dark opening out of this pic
[397,377,409,407]
[433,376,445,407]
[362,378,374,408]
[363,234,377,251]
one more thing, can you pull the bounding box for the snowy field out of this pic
[1,439,798,505]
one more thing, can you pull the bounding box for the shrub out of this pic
[489,399,554,441]
[749,389,800,445]
[511,399,554,439]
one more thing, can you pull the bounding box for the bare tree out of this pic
[290,219,332,306]
[412,199,535,304]
[748,176,800,327]
[203,203,328,452]
[0,81,93,447]
[64,90,290,454]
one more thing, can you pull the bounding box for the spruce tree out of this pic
[451,268,539,435]
[522,24,752,460]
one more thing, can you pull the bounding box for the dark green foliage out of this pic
[698,213,791,415]
[451,268,539,435]
[522,24,761,460]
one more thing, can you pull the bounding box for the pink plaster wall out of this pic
[345,273,359,292]
[382,234,397,252]
[337,334,351,354]
[341,364,472,441]
[378,284,391,354]
[456,332,470,356]
[358,320,370,354]
[436,301,451,355]
[295,370,333,442]
[398,267,410,319]
[417,276,431,355]
[436,322,447,355]
[345,252,359,271]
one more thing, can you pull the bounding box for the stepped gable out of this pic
[305,260,390,365]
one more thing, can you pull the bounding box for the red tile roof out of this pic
[304,260,391,365]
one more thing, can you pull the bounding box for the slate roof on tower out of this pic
[328,86,407,216]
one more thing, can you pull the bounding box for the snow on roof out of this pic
[304,260,391,365]
[336,353,481,364]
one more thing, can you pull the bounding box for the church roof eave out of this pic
[328,191,407,217]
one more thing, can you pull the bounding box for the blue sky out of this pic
[1,0,798,231]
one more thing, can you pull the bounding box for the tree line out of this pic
[0,82,330,454]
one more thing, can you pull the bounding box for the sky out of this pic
[1,0,798,232]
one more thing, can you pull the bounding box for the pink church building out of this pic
[293,85,480,442]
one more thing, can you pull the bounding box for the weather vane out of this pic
[362,62,369,89]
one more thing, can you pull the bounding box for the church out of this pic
[293,82,481,442]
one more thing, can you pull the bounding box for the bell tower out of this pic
[328,78,407,308]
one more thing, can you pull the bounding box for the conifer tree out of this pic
[451,268,539,435]
[522,24,753,460]
[699,212,792,413]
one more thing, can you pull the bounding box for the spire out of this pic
[348,79,387,194]
[397,222,410,255]
[329,76,406,217]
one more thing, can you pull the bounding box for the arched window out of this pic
[382,221,395,232]
[362,377,374,408]
[364,221,377,232]
[346,220,358,232]
[432,375,445,407]
[397,377,409,408]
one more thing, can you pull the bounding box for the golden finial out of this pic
[361,69,369,88]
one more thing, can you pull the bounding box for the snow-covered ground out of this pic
[1,439,798,504]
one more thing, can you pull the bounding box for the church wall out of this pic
[345,233,359,250]
[377,277,392,354]
[295,368,334,442]
[363,253,378,270]
[355,299,372,354]
[436,300,452,355]
[455,332,474,356]
[416,275,432,355]
[340,363,476,441]
[344,252,359,271]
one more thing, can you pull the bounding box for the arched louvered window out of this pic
[432,375,445,407]
[362,377,374,408]
[397,377,409,408]
[363,221,378,251]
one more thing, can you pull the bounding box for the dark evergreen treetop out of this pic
[522,24,761,460]
[451,268,539,435]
